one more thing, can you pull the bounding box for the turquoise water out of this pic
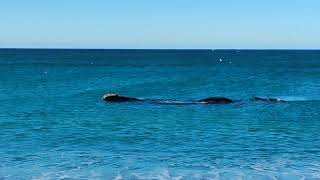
[1,49,320,179]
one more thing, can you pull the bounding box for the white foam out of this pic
[114,174,123,180]
[158,100,194,104]
[278,96,311,101]
[131,169,182,180]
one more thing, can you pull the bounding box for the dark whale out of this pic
[102,93,285,104]
[196,97,233,104]
[102,93,142,102]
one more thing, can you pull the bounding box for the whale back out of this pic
[103,93,141,102]
[197,97,233,104]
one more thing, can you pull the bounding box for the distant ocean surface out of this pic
[1,49,320,179]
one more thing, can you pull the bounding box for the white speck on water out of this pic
[44,71,48,74]
[219,59,223,62]
[114,175,123,180]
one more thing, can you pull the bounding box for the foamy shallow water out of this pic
[0,49,320,179]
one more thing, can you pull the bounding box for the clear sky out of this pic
[1,0,319,49]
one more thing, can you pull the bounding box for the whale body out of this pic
[102,93,286,104]
[196,97,233,104]
[102,93,141,102]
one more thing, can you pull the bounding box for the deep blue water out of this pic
[0,49,320,179]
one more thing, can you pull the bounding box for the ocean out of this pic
[0,49,320,179]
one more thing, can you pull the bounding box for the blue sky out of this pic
[0,0,319,49]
